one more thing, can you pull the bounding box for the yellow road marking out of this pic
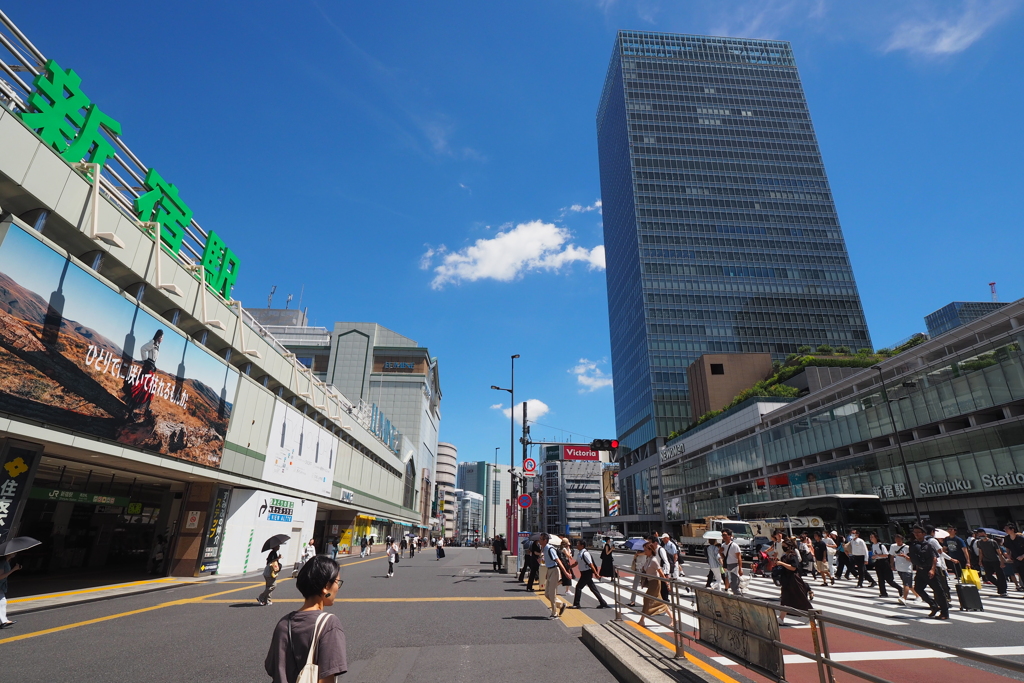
[0,579,292,645]
[626,621,740,683]
[7,578,179,603]
[536,594,597,628]
[195,596,540,603]
[8,554,378,605]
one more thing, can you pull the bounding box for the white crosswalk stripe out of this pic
[571,572,1024,629]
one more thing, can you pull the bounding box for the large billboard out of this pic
[0,224,238,467]
[562,444,599,461]
[261,400,335,497]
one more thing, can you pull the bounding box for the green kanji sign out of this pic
[19,59,121,171]
[18,58,242,297]
[134,168,193,255]
[201,231,240,298]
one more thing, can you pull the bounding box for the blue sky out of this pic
[12,1,1023,466]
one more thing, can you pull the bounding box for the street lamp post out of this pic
[490,353,520,555]
[872,364,923,525]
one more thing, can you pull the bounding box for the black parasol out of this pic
[262,534,290,552]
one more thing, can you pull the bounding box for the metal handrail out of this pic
[610,562,1024,683]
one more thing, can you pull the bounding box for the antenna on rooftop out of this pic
[285,293,293,309]
[990,282,998,302]
[268,285,277,308]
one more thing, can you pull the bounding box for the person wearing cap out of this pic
[660,533,680,580]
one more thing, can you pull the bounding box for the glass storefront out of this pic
[15,458,178,587]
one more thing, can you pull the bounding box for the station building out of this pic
[0,17,426,586]
[658,299,1024,533]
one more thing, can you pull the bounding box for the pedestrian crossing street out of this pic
[566,571,1024,637]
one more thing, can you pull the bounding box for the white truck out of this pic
[678,516,757,560]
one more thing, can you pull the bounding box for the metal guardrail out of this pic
[611,563,1024,683]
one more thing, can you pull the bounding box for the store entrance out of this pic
[11,457,182,596]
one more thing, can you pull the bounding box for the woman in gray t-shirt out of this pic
[265,556,347,683]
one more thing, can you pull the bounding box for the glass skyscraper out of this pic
[597,31,872,449]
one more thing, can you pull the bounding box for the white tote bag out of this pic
[291,612,329,683]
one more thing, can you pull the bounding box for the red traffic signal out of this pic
[589,439,619,451]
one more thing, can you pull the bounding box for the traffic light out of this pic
[589,439,619,451]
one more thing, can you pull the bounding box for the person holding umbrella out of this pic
[0,536,39,629]
[0,551,22,629]
[258,534,289,606]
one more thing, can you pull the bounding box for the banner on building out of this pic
[261,400,335,497]
[562,444,599,461]
[0,224,238,467]
[0,444,40,545]
[199,486,232,574]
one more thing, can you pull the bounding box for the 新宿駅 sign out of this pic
[19,60,240,297]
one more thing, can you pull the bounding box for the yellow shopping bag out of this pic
[961,567,982,590]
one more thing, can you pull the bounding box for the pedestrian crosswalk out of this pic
[566,571,1024,636]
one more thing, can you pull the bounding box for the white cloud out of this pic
[424,220,604,289]
[884,1,1015,55]
[419,245,446,270]
[562,199,603,216]
[570,358,614,393]
[492,399,550,424]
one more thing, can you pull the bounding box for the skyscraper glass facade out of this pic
[597,31,872,448]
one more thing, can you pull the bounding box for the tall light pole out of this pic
[872,364,922,525]
[491,353,520,553]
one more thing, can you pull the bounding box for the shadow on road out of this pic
[502,616,549,621]
[228,603,262,608]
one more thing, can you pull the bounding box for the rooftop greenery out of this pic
[668,334,929,440]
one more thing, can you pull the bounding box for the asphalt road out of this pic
[1,547,622,683]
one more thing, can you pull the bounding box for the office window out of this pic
[711,364,725,375]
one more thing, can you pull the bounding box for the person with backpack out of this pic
[265,556,347,683]
[889,533,919,606]
[869,532,901,599]
[570,539,609,609]
[910,525,949,619]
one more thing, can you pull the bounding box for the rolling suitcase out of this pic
[955,581,984,612]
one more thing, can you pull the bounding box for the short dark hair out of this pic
[924,525,935,535]
[813,531,822,539]
[912,525,925,533]
[295,556,340,598]
[1006,523,1018,533]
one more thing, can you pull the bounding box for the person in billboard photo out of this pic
[125,330,163,419]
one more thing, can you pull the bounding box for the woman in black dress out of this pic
[776,540,813,625]
[600,541,617,581]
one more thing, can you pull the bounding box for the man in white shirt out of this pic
[571,539,609,609]
[719,530,743,595]
[660,533,680,579]
[849,529,876,588]
[889,533,917,605]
